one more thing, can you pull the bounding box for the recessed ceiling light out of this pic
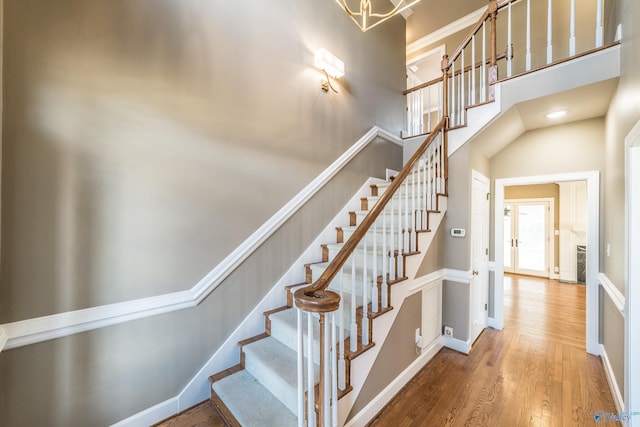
[545,110,569,119]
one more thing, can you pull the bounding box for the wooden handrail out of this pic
[294,117,447,313]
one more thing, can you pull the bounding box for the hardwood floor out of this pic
[156,275,618,426]
[368,274,618,427]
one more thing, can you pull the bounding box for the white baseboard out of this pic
[110,397,178,427]
[441,335,472,354]
[487,316,502,330]
[600,343,626,417]
[344,338,442,427]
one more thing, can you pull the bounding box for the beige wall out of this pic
[0,0,406,424]
[505,183,560,273]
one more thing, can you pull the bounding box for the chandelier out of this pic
[335,0,421,32]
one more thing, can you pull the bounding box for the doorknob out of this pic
[473,270,479,276]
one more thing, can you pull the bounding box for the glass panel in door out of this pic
[516,203,548,274]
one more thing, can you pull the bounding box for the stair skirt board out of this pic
[173,177,387,411]
[206,196,448,426]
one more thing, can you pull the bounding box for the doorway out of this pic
[504,199,552,277]
[493,172,599,355]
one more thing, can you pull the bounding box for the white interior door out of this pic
[504,200,550,277]
[470,171,490,343]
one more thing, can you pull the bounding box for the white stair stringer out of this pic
[336,197,447,427]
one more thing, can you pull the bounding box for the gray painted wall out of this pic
[0,0,406,424]
[443,280,469,341]
[347,292,422,421]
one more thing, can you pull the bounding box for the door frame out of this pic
[504,198,555,278]
[493,171,599,355]
[625,122,640,420]
[470,170,490,343]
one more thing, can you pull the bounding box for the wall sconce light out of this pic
[314,48,345,93]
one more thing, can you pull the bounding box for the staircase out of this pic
[208,155,448,425]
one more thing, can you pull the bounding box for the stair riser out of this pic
[327,247,387,269]
[352,211,433,229]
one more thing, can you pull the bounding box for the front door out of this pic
[504,201,550,277]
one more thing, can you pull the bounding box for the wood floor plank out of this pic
[368,275,619,427]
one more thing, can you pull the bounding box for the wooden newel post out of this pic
[441,54,449,125]
[488,0,499,100]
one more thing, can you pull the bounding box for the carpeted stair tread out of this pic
[211,369,297,427]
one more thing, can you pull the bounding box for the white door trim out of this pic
[494,171,599,355]
[625,121,640,421]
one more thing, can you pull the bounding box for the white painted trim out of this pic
[408,269,444,293]
[599,273,625,314]
[344,338,443,427]
[488,261,495,271]
[441,335,472,354]
[443,268,472,284]
[0,127,403,351]
[407,6,486,55]
[494,171,600,354]
[626,120,640,424]
[0,327,7,354]
[487,316,501,330]
[600,343,626,416]
[110,397,179,427]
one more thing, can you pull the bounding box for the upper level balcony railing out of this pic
[404,0,621,139]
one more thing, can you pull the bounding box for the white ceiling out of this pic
[469,78,619,158]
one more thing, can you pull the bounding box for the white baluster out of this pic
[338,270,345,390]
[389,193,395,281]
[422,151,428,227]
[461,49,465,120]
[372,219,379,313]
[427,83,432,133]
[569,0,576,56]
[382,207,388,309]
[526,0,531,71]
[350,254,357,353]
[331,312,338,427]
[416,160,422,231]
[481,22,487,103]
[307,312,315,426]
[411,167,417,251]
[397,185,403,278]
[362,232,369,346]
[547,0,553,64]
[471,35,476,105]
[507,1,513,77]
[596,0,603,47]
[403,180,409,255]
[451,60,456,126]
[297,308,304,427]
[323,313,330,427]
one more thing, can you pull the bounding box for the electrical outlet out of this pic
[444,326,454,337]
[415,328,422,348]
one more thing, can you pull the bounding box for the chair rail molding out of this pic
[0,126,404,351]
